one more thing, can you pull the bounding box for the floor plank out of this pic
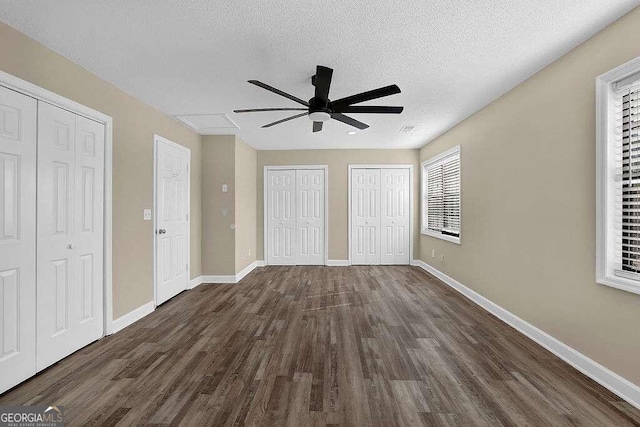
[1,266,639,426]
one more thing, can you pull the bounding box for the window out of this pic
[422,145,460,244]
[596,57,640,296]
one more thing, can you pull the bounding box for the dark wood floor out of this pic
[2,266,639,426]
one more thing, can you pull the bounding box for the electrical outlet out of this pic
[222,209,228,216]
[431,249,435,258]
[222,184,228,193]
[143,209,152,221]
[441,253,445,261]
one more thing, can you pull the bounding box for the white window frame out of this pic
[596,56,640,296]
[421,145,461,244]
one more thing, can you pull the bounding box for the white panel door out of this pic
[156,139,189,305]
[351,169,381,265]
[0,86,37,393]
[37,102,105,371]
[296,169,325,265]
[267,170,296,265]
[381,168,411,265]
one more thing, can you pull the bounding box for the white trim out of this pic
[596,56,640,296]
[153,135,192,305]
[111,301,155,334]
[347,164,414,265]
[263,165,329,266]
[256,260,266,267]
[327,259,349,266]
[199,260,264,284]
[413,260,640,411]
[0,70,115,335]
[189,276,203,289]
[420,145,461,244]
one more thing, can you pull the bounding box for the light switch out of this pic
[143,209,152,221]
[222,184,228,193]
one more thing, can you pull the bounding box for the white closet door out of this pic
[156,140,189,305]
[267,170,297,265]
[296,169,325,265]
[351,169,381,265]
[37,102,104,371]
[0,86,37,393]
[381,168,411,265]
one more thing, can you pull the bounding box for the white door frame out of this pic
[153,134,191,306]
[263,165,329,266]
[0,70,114,334]
[348,164,414,265]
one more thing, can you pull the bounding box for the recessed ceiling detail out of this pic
[174,114,240,135]
[1,1,638,149]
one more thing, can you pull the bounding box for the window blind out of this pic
[615,76,640,279]
[425,153,460,237]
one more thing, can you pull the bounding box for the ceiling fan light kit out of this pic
[234,65,404,133]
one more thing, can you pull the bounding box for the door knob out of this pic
[158,229,167,234]
[67,243,75,249]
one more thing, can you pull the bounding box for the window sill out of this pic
[597,275,640,296]
[421,229,461,245]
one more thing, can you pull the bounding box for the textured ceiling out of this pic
[1,1,638,150]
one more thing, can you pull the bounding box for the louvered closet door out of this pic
[381,168,410,265]
[0,86,37,394]
[351,169,381,265]
[36,102,104,371]
[267,170,297,265]
[296,169,325,265]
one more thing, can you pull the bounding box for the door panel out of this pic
[37,102,105,371]
[296,169,325,265]
[0,86,37,394]
[267,170,297,265]
[156,139,189,305]
[351,169,381,265]
[381,169,411,265]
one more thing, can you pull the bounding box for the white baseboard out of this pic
[327,259,349,266]
[189,276,203,289]
[111,301,155,334]
[412,259,640,411]
[199,260,264,285]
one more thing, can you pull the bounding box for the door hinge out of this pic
[186,263,189,270]
[186,213,189,220]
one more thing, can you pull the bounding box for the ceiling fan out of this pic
[234,65,403,132]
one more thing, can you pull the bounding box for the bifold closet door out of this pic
[267,170,297,265]
[296,169,325,265]
[36,102,104,371]
[351,167,410,265]
[0,86,37,394]
[351,169,381,265]
[381,168,411,264]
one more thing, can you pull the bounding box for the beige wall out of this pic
[201,135,257,275]
[257,150,420,261]
[0,22,202,319]
[235,138,257,272]
[419,7,640,385]
[202,136,236,275]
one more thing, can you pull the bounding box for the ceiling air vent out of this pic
[399,125,415,133]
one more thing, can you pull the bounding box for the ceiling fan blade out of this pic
[262,112,308,128]
[313,121,323,132]
[330,84,401,108]
[314,66,333,103]
[337,106,404,114]
[234,108,308,113]
[330,113,369,130]
[248,80,310,106]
